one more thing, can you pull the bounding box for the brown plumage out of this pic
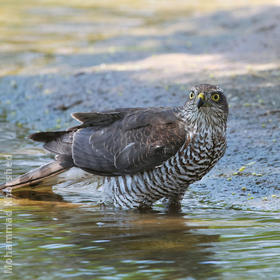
[1,84,228,209]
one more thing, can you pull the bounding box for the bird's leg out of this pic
[163,189,186,211]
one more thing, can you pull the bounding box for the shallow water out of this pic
[1,0,280,279]
[1,121,280,280]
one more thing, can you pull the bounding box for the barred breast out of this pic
[101,128,226,209]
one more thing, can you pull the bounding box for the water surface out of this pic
[1,1,280,279]
[1,120,280,279]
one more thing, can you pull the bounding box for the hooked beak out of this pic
[197,92,205,109]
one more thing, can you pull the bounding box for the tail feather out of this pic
[0,161,73,192]
[30,131,73,156]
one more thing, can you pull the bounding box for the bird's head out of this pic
[183,84,228,129]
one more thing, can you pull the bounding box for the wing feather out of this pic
[72,107,186,176]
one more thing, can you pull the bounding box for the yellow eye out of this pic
[211,93,220,102]
[189,92,195,99]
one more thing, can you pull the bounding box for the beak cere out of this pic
[197,92,205,109]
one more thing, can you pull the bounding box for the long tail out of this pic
[0,160,73,193]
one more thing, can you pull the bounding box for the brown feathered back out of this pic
[72,107,186,175]
[30,107,186,176]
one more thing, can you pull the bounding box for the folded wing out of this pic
[72,107,186,176]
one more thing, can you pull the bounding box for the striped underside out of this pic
[101,129,226,208]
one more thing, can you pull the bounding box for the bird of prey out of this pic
[1,84,228,209]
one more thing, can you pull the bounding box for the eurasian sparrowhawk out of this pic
[1,84,228,209]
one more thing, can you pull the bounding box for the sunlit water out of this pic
[1,122,280,280]
[1,1,280,279]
